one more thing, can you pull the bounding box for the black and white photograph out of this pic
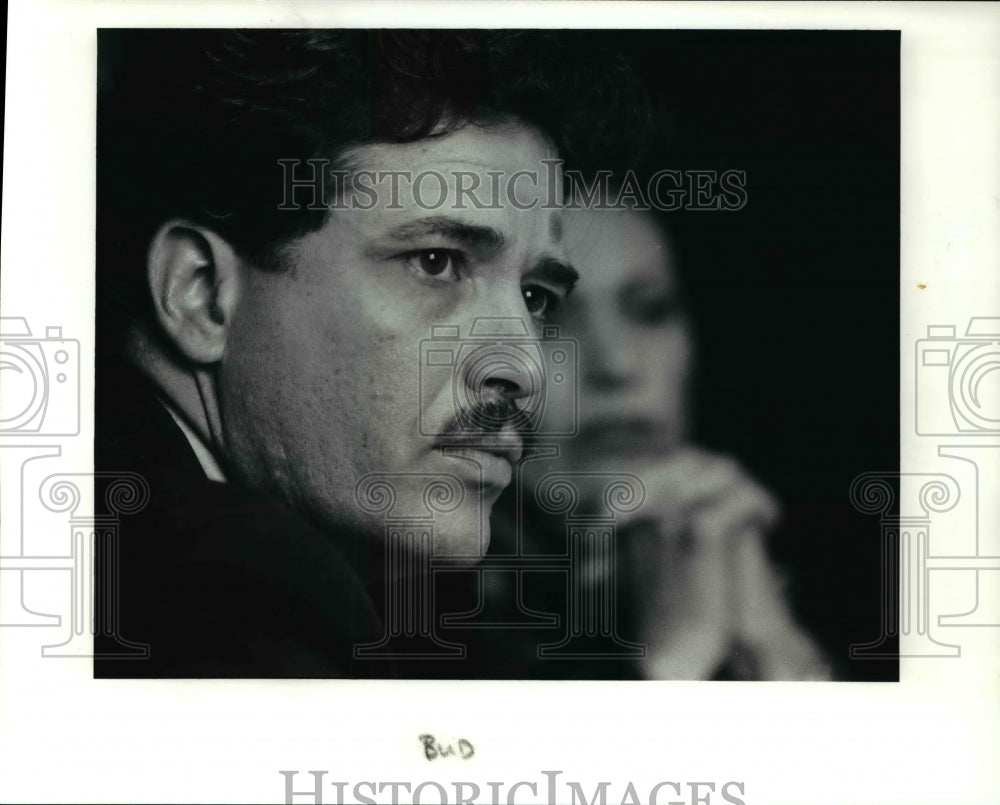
[1,3,997,805]
[93,27,896,683]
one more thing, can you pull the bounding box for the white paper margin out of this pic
[1,2,998,804]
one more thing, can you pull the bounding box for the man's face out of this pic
[217,123,572,559]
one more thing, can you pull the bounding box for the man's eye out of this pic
[402,249,465,283]
[522,284,561,320]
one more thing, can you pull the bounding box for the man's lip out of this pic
[434,432,524,465]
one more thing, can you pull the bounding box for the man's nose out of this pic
[479,357,539,408]
[459,317,546,417]
[469,340,544,408]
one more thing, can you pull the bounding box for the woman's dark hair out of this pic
[97,29,651,346]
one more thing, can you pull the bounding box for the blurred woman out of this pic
[487,203,831,680]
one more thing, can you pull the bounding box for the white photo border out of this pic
[2,2,998,804]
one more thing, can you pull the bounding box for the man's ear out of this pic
[147,221,242,364]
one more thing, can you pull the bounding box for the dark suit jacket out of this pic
[94,364,387,677]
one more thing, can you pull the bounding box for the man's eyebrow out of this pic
[380,217,505,254]
[529,256,580,293]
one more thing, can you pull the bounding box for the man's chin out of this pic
[426,509,492,564]
[361,505,491,567]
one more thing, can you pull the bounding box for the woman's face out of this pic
[542,206,694,472]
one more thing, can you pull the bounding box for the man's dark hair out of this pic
[97,29,651,352]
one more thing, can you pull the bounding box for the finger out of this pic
[731,528,832,680]
[639,516,735,678]
[634,450,782,534]
[637,448,745,508]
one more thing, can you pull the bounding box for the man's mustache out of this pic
[436,397,537,439]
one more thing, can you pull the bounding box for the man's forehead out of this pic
[342,122,560,175]
[331,122,566,235]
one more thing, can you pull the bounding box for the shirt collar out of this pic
[160,400,227,483]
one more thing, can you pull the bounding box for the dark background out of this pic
[618,30,899,680]
[96,29,900,681]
